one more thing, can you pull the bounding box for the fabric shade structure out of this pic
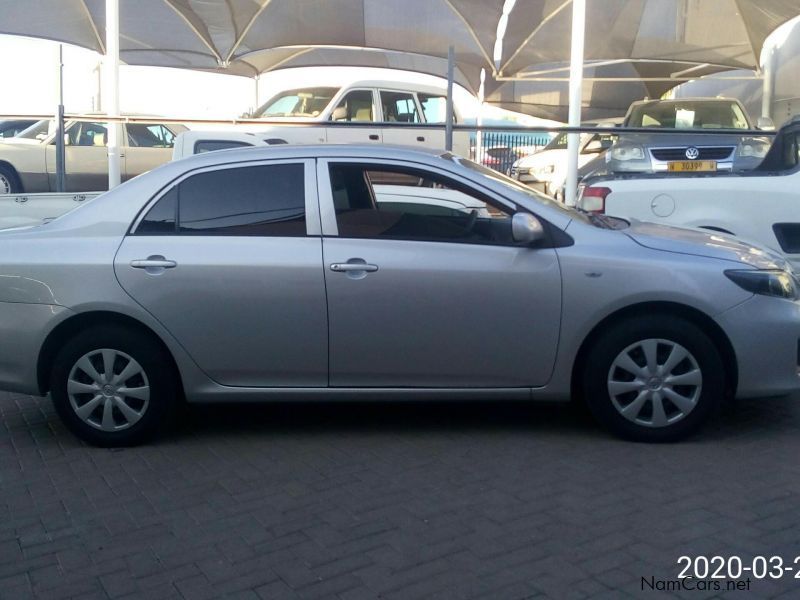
[484,59,747,122]
[0,0,503,94]
[497,0,800,79]
[1,0,798,109]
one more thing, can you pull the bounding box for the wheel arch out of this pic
[37,310,181,395]
[570,301,738,400]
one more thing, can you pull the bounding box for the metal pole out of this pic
[565,0,585,207]
[475,68,485,164]
[761,46,775,120]
[105,0,121,189]
[55,44,66,193]
[445,45,454,151]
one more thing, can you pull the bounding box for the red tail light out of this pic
[580,186,611,213]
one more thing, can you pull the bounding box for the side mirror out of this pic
[512,212,545,245]
[331,106,348,121]
[64,133,71,146]
[756,116,775,131]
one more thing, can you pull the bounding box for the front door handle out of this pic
[368,134,379,141]
[330,262,378,273]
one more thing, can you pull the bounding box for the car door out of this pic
[46,121,117,191]
[123,123,178,182]
[326,89,383,144]
[318,159,562,388]
[379,90,433,149]
[114,158,328,387]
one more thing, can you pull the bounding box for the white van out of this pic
[229,79,469,156]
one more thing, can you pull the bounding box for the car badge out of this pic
[685,146,700,160]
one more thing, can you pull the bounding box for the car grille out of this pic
[650,146,735,161]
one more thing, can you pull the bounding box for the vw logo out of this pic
[685,146,700,160]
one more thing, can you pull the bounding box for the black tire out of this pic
[0,164,22,194]
[50,325,178,447]
[582,315,724,442]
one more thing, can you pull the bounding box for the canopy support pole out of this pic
[565,0,585,207]
[761,46,775,119]
[105,0,121,189]
[475,68,485,164]
[55,44,66,193]
[445,45,454,151]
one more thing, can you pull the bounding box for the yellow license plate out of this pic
[668,160,717,172]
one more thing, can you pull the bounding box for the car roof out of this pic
[172,143,447,168]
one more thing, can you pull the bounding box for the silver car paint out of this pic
[0,144,796,404]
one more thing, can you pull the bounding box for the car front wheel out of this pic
[50,326,177,447]
[583,315,724,442]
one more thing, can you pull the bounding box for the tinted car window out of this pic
[329,164,514,245]
[137,187,177,233]
[137,164,306,236]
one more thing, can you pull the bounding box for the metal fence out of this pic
[472,130,552,174]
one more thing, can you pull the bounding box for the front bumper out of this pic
[716,294,800,398]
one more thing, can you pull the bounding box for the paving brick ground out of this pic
[2,392,800,599]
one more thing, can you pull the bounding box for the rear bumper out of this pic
[717,295,800,398]
[0,302,71,395]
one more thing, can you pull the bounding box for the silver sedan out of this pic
[0,145,798,446]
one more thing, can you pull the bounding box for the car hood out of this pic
[624,219,788,270]
[517,149,565,168]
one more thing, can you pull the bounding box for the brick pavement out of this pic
[1,392,800,599]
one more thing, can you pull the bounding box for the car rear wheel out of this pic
[583,316,724,442]
[0,165,21,194]
[50,326,177,447]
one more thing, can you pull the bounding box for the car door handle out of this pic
[330,262,378,273]
[130,257,177,269]
[416,136,425,142]
[369,134,379,140]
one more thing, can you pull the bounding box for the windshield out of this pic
[625,100,750,130]
[16,120,53,141]
[253,87,339,118]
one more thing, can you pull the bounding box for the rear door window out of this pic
[136,163,306,236]
[380,91,421,123]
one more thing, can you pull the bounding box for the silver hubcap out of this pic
[607,339,702,428]
[67,349,150,432]
[0,174,11,195]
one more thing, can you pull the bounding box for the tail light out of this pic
[580,186,611,213]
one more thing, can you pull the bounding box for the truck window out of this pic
[332,90,374,122]
[418,94,450,123]
[380,91,421,123]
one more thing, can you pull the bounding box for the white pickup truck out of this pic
[577,117,800,268]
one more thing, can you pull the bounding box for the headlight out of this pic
[533,164,555,176]
[725,269,799,299]
[737,138,771,158]
[607,144,646,161]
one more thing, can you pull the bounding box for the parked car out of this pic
[509,121,619,196]
[2,144,797,447]
[605,97,773,174]
[0,119,38,139]
[578,116,800,269]
[245,77,470,156]
[0,118,187,194]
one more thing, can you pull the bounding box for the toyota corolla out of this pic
[0,145,797,446]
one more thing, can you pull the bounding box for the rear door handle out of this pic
[368,134,380,140]
[416,136,425,142]
[130,256,177,273]
[330,263,378,273]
